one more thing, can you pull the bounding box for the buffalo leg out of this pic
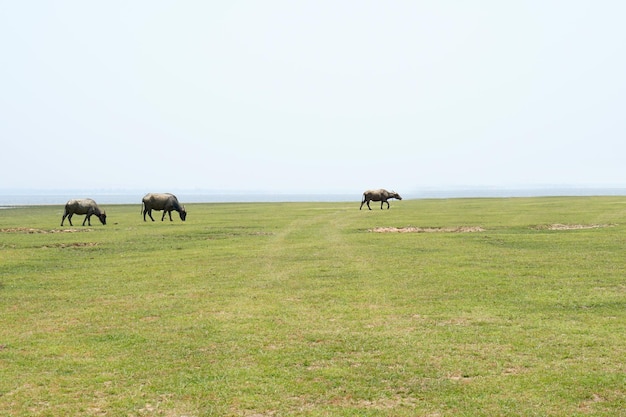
[143,209,155,221]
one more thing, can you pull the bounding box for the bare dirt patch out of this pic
[369,226,485,233]
[42,242,99,249]
[0,228,92,234]
[323,395,418,410]
[533,224,615,231]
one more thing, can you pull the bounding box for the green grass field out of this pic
[1,197,625,416]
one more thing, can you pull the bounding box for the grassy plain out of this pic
[1,197,625,416]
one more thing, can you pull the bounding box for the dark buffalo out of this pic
[142,193,187,222]
[61,199,107,226]
[360,189,402,210]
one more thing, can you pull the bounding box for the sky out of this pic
[2,1,626,195]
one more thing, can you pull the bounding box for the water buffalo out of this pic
[142,193,187,222]
[360,189,402,210]
[61,199,107,226]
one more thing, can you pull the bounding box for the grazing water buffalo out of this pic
[142,193,187,222]
[360,189,402,210]
[61,199,107,226]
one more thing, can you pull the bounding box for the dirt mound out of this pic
[533,224,615,231]
[0,228,91,234]
[369,226,485,233]
[42,242,99,248]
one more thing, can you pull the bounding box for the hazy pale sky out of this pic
[2,1,625,193]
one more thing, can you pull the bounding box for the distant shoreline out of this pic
[2,187,626,206]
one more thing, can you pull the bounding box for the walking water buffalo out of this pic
[142,193,187,222]
[61,199,107,226]
[360,189,402,210]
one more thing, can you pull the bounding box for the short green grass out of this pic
[1,197,625,416]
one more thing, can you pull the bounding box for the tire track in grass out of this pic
[253,207,369,294]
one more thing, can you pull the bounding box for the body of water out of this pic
[2,187,626,207]
[0,192,356,206]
